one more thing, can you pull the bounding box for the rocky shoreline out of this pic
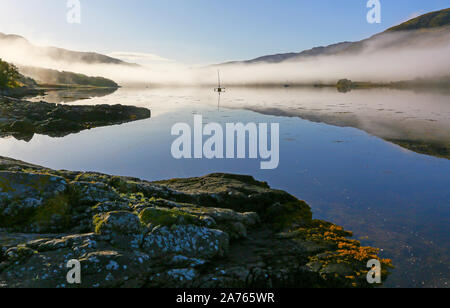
[0,95,151,141]
[0,156,392,288]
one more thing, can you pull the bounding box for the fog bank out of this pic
[0,29,449,86]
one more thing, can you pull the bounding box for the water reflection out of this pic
[222,87,450,159]
[28,87,118,104]
[0,87,449,287]
[31,87,450,160]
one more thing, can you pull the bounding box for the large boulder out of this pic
[0,171,67,204]
[94,211,142,236]
[0,171,68,231]
[70,181,120,205]
[142,224,229,260]
[93,211,143,250]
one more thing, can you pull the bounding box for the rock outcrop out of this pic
[0,156,392,288]
[0,96,151,141]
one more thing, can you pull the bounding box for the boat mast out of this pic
[214,70,225,92]
[218,70,221,88]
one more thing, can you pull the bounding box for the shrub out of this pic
[0,58,20,89]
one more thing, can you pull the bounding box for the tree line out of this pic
[0,58,20,89]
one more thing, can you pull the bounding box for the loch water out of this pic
[1,87,449,287]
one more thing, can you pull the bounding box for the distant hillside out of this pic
[386,8,450,32]
[228,8,450,65]
[19,66,118,88]
[233,42,354,64]
[0,32,137,66]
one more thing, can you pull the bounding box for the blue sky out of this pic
[0,0,448,64]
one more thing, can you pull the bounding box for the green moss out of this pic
[30,174,52,193]
[139,207,200,227]
[129,192,146,201]
[0,177,14,193]
[33,194,71,230]
[0,196,38,229]
[17,246,36,258]
[66,183,85,206]
[93,214,106,234]
[6,246,36,262]
[109,177,130,193]
[73,172,109,184]
[268,201,312,231]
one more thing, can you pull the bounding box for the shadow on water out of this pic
[28,87,118,104]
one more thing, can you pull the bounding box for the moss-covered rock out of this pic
[93,211,142,236]
[175,206,260,239]
[139,207,201,227]
[5,246,36,262]
[266,201,312,231]
[0,156,393,288]
[32,195,71,233]
[70,181,121,205]
[0,171,68,230]
[142,224,229,260]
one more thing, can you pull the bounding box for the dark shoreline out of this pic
[0,94,150,141]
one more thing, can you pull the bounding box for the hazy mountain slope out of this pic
[19,66,118,88]
[0,32,136,66]
[386,8,450,32]
[225,42,354,65]
[231,8,450,65]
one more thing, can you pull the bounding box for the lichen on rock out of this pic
[0,156,393,288]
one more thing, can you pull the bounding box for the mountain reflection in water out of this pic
[1,87,449,288]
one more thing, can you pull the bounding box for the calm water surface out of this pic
[2,87,449,288]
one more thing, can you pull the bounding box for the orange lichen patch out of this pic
[290,220,353,244]
[297,219,393,287]
[381,259,393,266]
[336,246,379,262]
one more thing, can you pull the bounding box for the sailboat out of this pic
[214,70,225,92]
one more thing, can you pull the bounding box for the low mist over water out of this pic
[1,27,450,86]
